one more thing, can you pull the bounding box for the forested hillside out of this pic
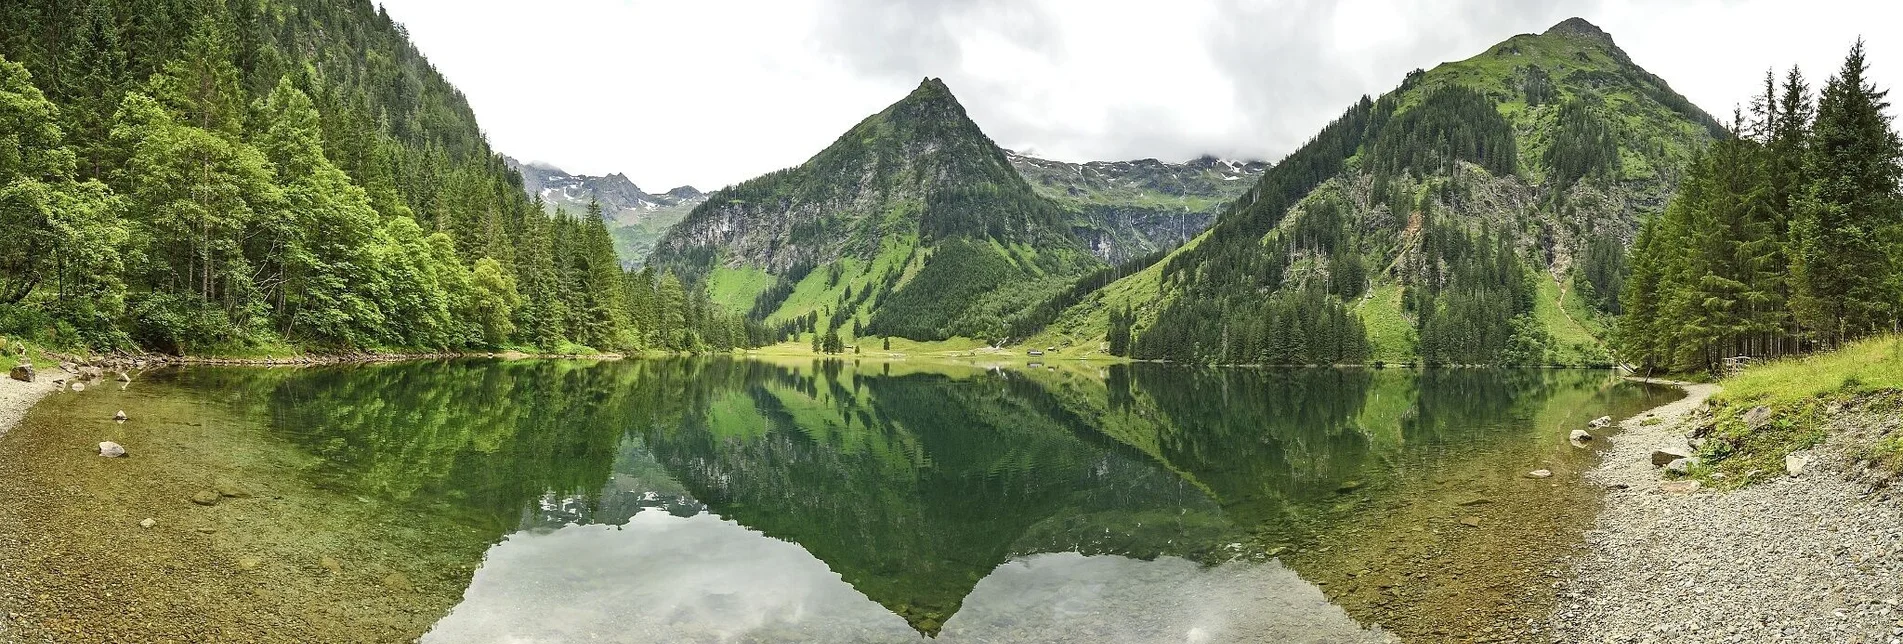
[1035,18,1722,366]
[649,78,1104,346]
[1619,43,1903,372]
[0,0,759,355]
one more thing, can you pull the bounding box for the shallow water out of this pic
[0,359,1677,643]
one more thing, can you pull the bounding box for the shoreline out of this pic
[0,372,59,441]
[1551,379,1903,641]
[0,370,57,644]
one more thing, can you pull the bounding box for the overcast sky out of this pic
[375,0,1902,192]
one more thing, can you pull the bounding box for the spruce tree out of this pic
[1790,40,1902,343]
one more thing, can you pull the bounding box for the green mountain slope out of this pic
[1041,17,1720,365]
[649,79,1104,342]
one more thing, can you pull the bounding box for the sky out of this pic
[375,0,1903,192]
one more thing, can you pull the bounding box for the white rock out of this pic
[112,410,128,422]
[1529,469,1554,479]
[1589,415,1613,429]
[1571,429,1594,443]
[139,518,156,529]
[98,441,126,458]
[1786,452,1811,477]
[1665,457,1697,476]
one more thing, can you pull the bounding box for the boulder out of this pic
[1651,448,1692,467]
[1459,516,1482,528]
[139,518,156,529]
[190,490,221,506]
[1785,452,1811,477]
[1569,429,1594,443]
[98,441,126,458]
[1744,405,1773,430]
[1660,480,1702,494]
[1588,415,1613,429]
[113,410,128,422]
[1665,457,1696,476]
[1528,469,1554,479]
[213,477,254,499]
[7,364,33,382]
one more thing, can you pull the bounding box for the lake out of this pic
[0,358,1678,643]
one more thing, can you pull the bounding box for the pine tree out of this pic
[1790,40,1902,343]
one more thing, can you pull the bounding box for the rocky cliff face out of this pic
[505,156,705,222]
[503,156,706,265]
[1009,152,1267,262]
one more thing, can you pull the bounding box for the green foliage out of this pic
[1542,98,1621,189]
[1619,43,1901,372]
[1367,86,1517,179]
[0,2,768,355]
[1575,232,1627,314]
[1411,221,1544,365]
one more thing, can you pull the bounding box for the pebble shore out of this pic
[1553,381,1903,643]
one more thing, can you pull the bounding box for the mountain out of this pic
[501,156,706,266]
[1034,17,1722,366]
[0,0,758,355]
[649,78,1103,342]
[1009,152,1268,262]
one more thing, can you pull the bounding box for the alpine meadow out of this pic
[9,3,1903,644]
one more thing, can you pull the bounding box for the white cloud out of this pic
[375,0,1903,192]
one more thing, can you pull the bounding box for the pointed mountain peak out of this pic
[1544,17,1616,46]
[909,76,953,99]
[886,77,968,120]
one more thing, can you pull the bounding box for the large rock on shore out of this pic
[1651,448,1692,467]
[8,364,33,382]
[1744,405,1773,430]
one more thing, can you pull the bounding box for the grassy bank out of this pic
[1690,335,1903,486]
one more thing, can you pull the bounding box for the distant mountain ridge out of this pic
[1009,151,1267,262]
[501,156,707,266]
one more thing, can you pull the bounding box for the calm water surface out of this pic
[0,359,1677,643]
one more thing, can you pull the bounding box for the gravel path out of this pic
[1552,380,1903,643]
[0,372,57,441]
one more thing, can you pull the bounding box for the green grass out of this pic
[766,241,921,326]
[706,266,774,313]
[1355,283,1416,364]
[1532,274,1610,366]
[1693,335,1903,486]
[1719,336,1903,409]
